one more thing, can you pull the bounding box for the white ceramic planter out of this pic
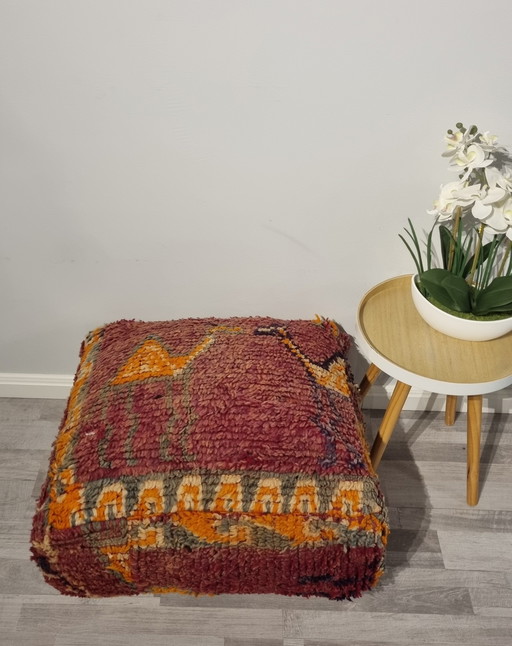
[410,275,512,341]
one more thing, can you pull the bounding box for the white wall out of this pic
[1,0,512,379]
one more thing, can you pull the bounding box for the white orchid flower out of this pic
[500,197,512,239]
[449,143,493,174]
[472,190,511,233]
[428,180,482,220]
[442,128,478,158]
[479,131,499,151]
[485,165,512,193]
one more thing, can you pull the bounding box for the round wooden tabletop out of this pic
[356,274,512,395]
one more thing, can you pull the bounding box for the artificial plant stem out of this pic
[497,240,512,277]
[468,224,485,286]
[448,207,462,271]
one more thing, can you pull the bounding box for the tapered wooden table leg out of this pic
[359,363,381,401]
[467,394,483,506]
[445,395,457,426]
[370,381,411,469]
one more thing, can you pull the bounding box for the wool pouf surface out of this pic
[31,317,388,600]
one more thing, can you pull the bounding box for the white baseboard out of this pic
[363,383,512,414]
[0,372,510,413]
[0,373,74,400]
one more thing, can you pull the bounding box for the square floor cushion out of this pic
[31,317,388,600]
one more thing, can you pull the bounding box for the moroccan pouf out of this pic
[31,317,388,600]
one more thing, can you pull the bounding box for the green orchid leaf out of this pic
[439,225,452,270]
[439,224,474,276]
[473,276,512,314]
[462,240,493,279]
[420,268,471,312]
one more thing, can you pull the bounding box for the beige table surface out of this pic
[357,274,512,395]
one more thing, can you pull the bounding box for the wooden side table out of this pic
[356,275,512,506]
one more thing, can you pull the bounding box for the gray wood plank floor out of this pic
[1,398,511,646]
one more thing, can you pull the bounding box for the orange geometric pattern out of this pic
[209,475,244,513]
[130,480,165,521]
[175,475,203,512]
[91,484,127,522]
[48,468,86,531]
[43,470,388,585]
[111,337,214,385]
[258,326,352,397]
[249,478,283,515]
[47,471,385,535]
